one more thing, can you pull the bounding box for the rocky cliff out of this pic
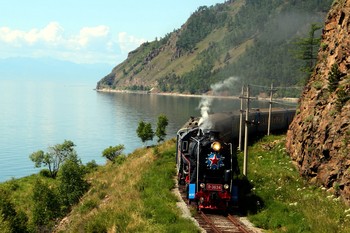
[286,0,350,203]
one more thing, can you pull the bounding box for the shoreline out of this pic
[95,88,299,103]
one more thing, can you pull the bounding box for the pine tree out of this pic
[293,23,322,80]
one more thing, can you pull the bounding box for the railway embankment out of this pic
[2,136,350,232]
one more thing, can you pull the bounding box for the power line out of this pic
[249,83,303,90]
[271,101,299,107]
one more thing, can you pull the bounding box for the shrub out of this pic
[84,160,99,173]
[32,179,60,230]
[58,155,89,208]
[102,144,125,162]
[4,178,19,191]
[336,86,350,111]
[39,169,52,178]
[328,64,342,92]
[312,81,323,90]
[0,188,29,233]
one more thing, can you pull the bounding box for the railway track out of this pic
[195,212,252,233]
[177,183,254,233]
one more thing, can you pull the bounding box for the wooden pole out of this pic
[267,83,273,136]
[243,85,250,176]
[238,86,244,151]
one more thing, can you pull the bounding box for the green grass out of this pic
[243,135,350,233]
[137,147,199,233]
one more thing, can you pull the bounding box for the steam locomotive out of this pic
[176,108,295,210]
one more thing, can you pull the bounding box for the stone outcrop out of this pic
[286,0,350,203]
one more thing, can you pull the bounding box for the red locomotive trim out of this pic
[195,189,231,210]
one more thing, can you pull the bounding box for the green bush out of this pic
[102,144,125,162]
[32,179,60,230]
[328,64,342,92]
[0,188,29,233]
[84,160,99,173]
[4,178,19,191]
[58,156,89,208]
[39,169,52,178]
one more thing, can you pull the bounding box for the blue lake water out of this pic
[0,78,276,182]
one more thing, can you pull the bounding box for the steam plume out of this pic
[198,76,238,130]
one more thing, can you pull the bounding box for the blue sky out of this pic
[0,0,224,65]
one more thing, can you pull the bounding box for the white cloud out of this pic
[0,22,63,45]
[118,32,147,53]
[0,22,147,64]
[72,25,110,48]
[0,27,23,45]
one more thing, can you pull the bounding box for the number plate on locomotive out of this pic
[206,183,222,191]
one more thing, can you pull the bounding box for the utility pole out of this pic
[267,83,273,136]
[243,85,250,176]
[238,86,244,151]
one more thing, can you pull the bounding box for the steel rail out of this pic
[200,212,222,233]
[227,214,252,233]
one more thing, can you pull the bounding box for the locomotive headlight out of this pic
[211,141,221,151]
[200,183,206,189]
[224,184,230,190]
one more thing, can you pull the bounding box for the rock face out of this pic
[286,0,350,202]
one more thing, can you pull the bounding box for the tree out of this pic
[293,23,322,80]
[155,114,169,143]
[58,153,89,208]
[29,140,76,178]
[102,144,125,162]
[136,120,154,146]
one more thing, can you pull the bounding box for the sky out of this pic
[0,0,224,65]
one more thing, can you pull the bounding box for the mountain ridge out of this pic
[97,0,332,97]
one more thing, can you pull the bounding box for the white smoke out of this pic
[198,76,238,130]
[198,97,214,129]
[210,76,238,94]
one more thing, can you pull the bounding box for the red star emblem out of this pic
[209,154,220,165]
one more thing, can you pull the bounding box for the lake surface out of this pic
[0,78,277,182]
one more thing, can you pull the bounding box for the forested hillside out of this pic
[97,0,332,97]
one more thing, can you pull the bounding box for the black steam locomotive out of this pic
[177,126,240,210]
[176,108,295,210]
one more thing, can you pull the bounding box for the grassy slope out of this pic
[244,135,350,233]
[54,139,199,233]
[2,136,350,232]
